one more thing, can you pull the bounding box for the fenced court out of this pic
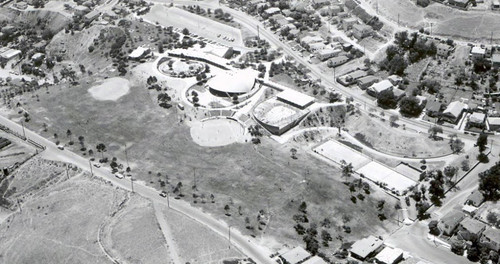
[313,140,370,169]
[357,162,417,195]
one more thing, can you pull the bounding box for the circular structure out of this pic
[207,68,258,96]
[158,57,206,78]
[190,118,250,147]
[88,77,130,101]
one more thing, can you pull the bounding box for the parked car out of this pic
[160,191,167,197]
[115,173,124,179]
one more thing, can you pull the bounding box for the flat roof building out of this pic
[279,246,311,264]
[350,235,383,260]
[277,89,315,109]
[374,247,404,264]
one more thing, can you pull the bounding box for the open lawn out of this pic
[191,118,250,147]
[11,67,400,253]
[344,112,452,158]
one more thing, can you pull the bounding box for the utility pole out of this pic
[65,165,69,180]
[89,160,93,177]
[228,225,232,249]
[257,25,260,40]
[397,13,400,27]
[21,120,26,139]
[131,175,134,193]
[124,144,129,168]
[491,31,494,45]
[167,192,170,208]
[430,23,433,36]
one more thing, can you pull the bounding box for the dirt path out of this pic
[153,201,182,264]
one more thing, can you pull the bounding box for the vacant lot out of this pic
[344,112,452,157]
[143,5,243,46]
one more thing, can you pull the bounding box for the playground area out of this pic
[190,118,250,147]
[88,77,130,101]
[157,57,206,78]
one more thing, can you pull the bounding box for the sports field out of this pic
[143,6,243,46]
[314,140,370,169]
[88,77,130,101]
[190,118,250,147]
[357,161,416,194]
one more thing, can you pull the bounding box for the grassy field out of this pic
[9,62,400,254]
[370,0,500,42]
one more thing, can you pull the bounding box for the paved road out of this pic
[386,222,473,264]
[0,115,276,264]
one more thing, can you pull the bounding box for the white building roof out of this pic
[280,247,311,264]
[264,7,281,14]
[207,68,258,94]
[277,89,315,108]
[301,35,323,45]
[350,236,383,259]
[488,117,500,126]
[0,49,21,59]
[469,112,485,123]
[462,204,478,214]
[443,101,467,118]
[375,247,404,264]
[471,46,486,55]
[302,256,328,264]
[129,46,149,58]
[369,80,393,94]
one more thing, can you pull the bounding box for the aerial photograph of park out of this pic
[2,0,500,263]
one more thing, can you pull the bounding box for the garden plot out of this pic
[357,162,417,194]
[314,140,370,169]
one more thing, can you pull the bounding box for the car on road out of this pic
[160,191,167,197]
[57,145,64,150]
[115,173,124,179]
[93,163,101,168]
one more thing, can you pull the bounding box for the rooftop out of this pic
[277,89,315,108]
[469,112,485,123]
[207,68,258,94]
[280,246,311,264]
[369,80,393,93]
[375,247,404,264]
[443,101,467,117]
[350,235,383,259]
[482,228,500,244]
[302,256,327,264]
[460,217,486,234]
[471,46,486,55]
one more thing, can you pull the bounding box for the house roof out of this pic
[280,247,311,264]
[437,43,451,50]
[316,48,340,56]
[369,80,393,93]
[440,210,466,229]
[352,23,372,32]
[301,35,323,44]
[302,256,328,264]
[443,101,467,118]
[488,117,500,126]
[471,46,486,55]
[393,88,405,98]
[264,7,281,14]
[462,204,477,214]
[492,53,500,63]
[346,70,367,80]
[329,55,349,64]
[375,247,404,264]
[350,235,383,259]
[460,217,486,234]
[469,112,486,123]
[482,228,500,244]
[0,49,21,59]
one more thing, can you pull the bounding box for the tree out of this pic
[417,0,430,7]
[290,148,297,159]
[224,204,230,216]
[377,89,398,109]
[428,126,443,140]
[399,96,423,117]
[96,143,106,159]
[478,152,489,163]
[428,220,440,235]
[477,133,488,153]
[299,201,307,214]
[487,212,498,225]
[450,137,464,154]
[341,161,353,180]
[182,28,190,35]
[479,162,500,201]
[444,166,458,184]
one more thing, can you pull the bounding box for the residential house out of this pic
[288,29,300,38]
[367,80,393,97]
[449,0,470,8]
[462,204,478,215]
[387,75,403,86]
[357,75,380,90]
[264,7,281,16]
[309,42,326,52]
[491,53,500,68]
[337,11,348,18]
[330,5,341,16]
[374,247,404,264]
[15,1,28,9]
[300,35,323,47]
[471,46,486,59]
[74,5,90,16]
[350,235,383,260]
[392,88,406,101]
[441,101,467,124]
[468,112,486,127]
[312,0,330,8]
[438,210,466,236]
[425,100,443,118]
[488,117,500,131]
[481,228,500,251]
[0,48,21,64]
[279,246,311,264]
[437,43,452,57]
[315,48,341,61]
[457,217,487,241]
[337,69,367,86]
[84,10,101,22]
[342,17,357,31]
[327,55,349,67]
[466,190,485,207]
[352,24,373,39]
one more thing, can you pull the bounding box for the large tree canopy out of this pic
[479,162,500,201]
